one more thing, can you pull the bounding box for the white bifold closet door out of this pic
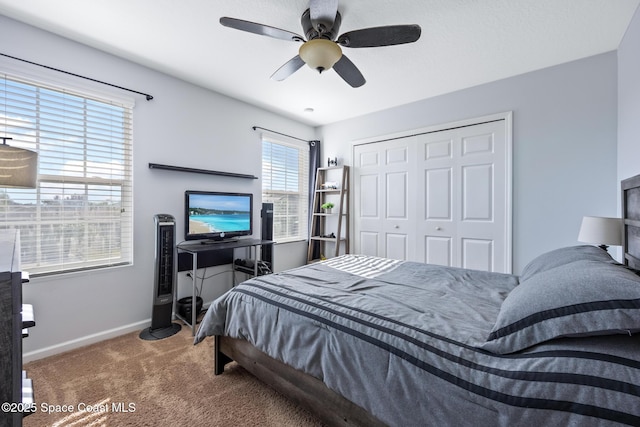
[353,114,512,273]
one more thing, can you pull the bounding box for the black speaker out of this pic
[261,203,274,266]
[140,214,181,340]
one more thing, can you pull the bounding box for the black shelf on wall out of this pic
[148,163,258,180]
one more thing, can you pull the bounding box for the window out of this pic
[0,74,133,276]
[261,137,309,242]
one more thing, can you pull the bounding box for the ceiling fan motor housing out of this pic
[301,8,342,40]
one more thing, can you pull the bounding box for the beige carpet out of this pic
[23,324,323,426]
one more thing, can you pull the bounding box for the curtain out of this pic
[308,140,321,260]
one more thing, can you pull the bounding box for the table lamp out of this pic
[578,216,622,252]
[0,137,38,188]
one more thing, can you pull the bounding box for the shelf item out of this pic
[22,372,34,410]
[233,259,272,276]
[307,165,350,262]
[22,304,35,338]
[22,304,35,329]
[148,163,258,180]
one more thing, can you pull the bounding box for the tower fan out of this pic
[140,214,182,340]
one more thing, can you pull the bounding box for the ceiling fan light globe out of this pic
[299,39,342,73]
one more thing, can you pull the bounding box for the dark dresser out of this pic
[0,230,33,427]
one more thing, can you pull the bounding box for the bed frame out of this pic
[622,173,640,269]
[214,336,385,426]
[212,173,640,427]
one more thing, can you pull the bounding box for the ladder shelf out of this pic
[307,165,350,263]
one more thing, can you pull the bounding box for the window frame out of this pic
[0,69,134,277]
[261,136,309,243]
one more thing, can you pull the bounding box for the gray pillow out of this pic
[519,245,615,282]
[483,260,640,354]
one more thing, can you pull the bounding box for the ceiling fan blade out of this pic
[270,55,306,81]
[220,17,304,42]
[337,25,421,48]
[333,55,365,88]
[310,0,339,34]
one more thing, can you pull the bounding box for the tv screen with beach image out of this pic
[187,193,251,235]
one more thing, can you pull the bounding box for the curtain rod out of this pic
[0,52,154,101]
[252,126,319,145]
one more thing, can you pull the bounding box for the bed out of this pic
[194,174,640,426]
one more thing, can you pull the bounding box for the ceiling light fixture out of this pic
[0,137,38,188]
[299,39,342,73]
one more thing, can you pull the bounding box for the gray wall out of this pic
[0,15,313,359]
[618,5,640,186]
[318,52,619,273]
[2,9,633,358]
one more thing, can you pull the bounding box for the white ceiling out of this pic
[0,0,638,126]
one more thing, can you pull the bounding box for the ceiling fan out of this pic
[220,0,422,88]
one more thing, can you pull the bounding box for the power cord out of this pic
[186,269,234,297]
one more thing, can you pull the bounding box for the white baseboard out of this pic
[23,302,213,363]
[23,319,151,363]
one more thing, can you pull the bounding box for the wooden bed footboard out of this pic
[214,335,386,427]
[622,173,640,269]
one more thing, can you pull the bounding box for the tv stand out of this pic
[176,238,273,335]
[200,238,239,245]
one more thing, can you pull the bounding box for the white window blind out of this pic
[0,74,133,276]
[262,137,309,242]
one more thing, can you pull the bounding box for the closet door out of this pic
[353,115,511,273]
[415,120,509,272]
[353,138,417,261]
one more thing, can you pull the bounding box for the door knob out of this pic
[394,225,399,229]
[435,226,442,231]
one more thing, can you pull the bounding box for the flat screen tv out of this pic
[185,190,253,241]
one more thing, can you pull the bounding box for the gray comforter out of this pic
[195,255,640,426]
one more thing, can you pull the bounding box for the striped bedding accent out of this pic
[196,255,640,426]
[322,254,402,278]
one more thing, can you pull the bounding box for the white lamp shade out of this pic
[299,39,342,72]
[0,144,38,188]
[578,216,622,246]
